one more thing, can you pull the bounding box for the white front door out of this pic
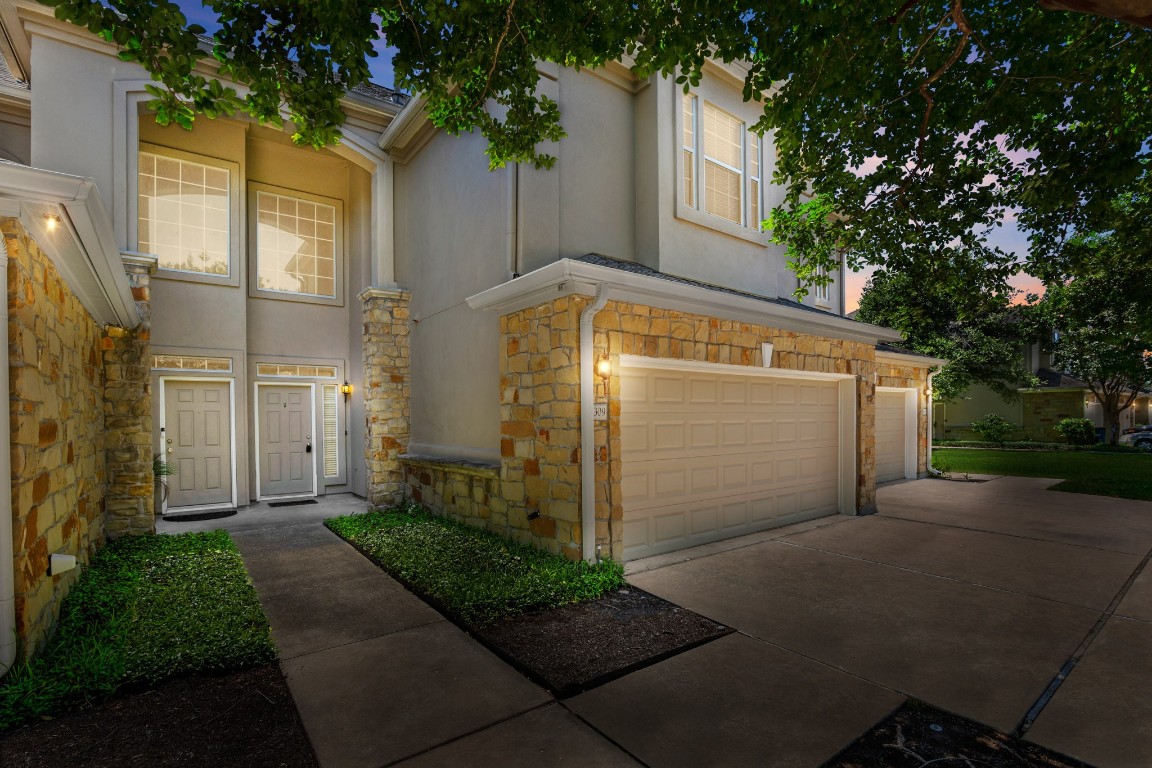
[163,379,234,509]
[258,385,315,498]
[620,364,841,561]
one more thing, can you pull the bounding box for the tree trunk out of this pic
[1039,0,1152,28]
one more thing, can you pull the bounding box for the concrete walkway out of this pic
[158,480,1152,768]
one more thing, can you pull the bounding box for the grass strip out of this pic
[933,448,1152,501]
[0,531,275,730]
[326,503,626,626]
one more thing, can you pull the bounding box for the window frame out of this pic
[248,181,345,307]
[676,88,770,245]
[137,143,242,287]
[814,263,832,307]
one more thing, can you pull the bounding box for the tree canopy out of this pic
[39,1,1152,300]
[854,269,1036,401]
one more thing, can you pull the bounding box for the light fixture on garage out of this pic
[44,213,62,232]
[341,381,352,401]
[761,342,774,368]
[596,354,611,381]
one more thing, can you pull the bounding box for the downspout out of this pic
[579,283,609,563]
[0,234,15,674]
[926,368,942,477]
[507,162,521,279]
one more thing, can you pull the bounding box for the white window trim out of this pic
[248,181,345,307]
[675,89,771,246]
[137,142,242,287]
[814,263,832,307]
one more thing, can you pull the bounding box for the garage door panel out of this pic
[876,390,909,483]
[621,365,843,560]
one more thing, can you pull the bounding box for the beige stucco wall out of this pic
[6,218,107,657]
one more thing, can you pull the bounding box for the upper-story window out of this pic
[138,150,231,277]
[682,93,763,230]
[250,184,343,306]
[814,263,831,305]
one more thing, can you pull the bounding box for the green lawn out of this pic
[0,531,275,730]
[326,503,626,626]
[933,448,1152,501]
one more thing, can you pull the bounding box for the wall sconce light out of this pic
[341,381,352,401]
[596,354,611,381]
[44,213,62,232]
[761,342,774,368]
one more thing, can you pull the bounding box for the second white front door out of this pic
[259,385,314,497]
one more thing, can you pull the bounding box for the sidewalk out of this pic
[172,496,637,767]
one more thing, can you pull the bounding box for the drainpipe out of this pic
[579,284,609,563]
[507,162,520,279]
[0,234,15,675]
[926,368,942,477]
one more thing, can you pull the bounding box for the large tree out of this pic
[1038,179,1152,443]
[40,1,1152,299]
[854,269,1037,402]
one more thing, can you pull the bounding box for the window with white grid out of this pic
[255,190,338,298]
[681,98,763,230]
[138,152,230,276]
[815,263,832,304]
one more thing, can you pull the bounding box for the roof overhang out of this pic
[0,162,139,326]
[467,259,905,347]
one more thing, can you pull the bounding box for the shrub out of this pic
[969,413,1015,443]
[1054,417,1098,446]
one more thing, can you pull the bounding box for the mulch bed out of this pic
[826,700,1091,768]
[0,666,317,768]
[475,586,732,696]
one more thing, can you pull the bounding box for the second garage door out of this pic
[620,364,842,561]
[875,390,911,483]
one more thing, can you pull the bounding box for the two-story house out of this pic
[0,0,941,664]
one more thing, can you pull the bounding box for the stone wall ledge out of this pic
[399,454,501,480]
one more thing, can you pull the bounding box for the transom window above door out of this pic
[252,187,342,305]
[138,151,232,277]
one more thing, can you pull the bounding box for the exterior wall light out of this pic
[341,381,352,400]
[761,342,774,368]
[596,354,611,381]
[44,213,61,232]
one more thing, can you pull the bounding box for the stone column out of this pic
[360,287,411,507]
[102,254,156,537]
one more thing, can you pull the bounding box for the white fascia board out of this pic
[875,349,948,368]
[0,163,137,326]
[467,259,905,346]
[377,93,429,152]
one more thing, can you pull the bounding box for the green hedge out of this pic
[0,531,275,729]
[326,503,626,626]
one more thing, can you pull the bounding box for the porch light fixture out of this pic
[761,342,774,368]
[341,381,352,400]
[44,213,61,232]
[596,354,611,381]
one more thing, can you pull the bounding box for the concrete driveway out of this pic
[576,476,1152,768]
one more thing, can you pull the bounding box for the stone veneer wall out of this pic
[400,456,514,535]
[362,288,411,506]
[490,295,933,561]
[876,360,932,476]
[6,219,107,656]
[1022,390,1085,441]
[102,257,155,535]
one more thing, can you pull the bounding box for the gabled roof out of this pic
[0,49,26,90]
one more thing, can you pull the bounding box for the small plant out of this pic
[1054,417,1097,446]
[152,453,177,503]
[969,413,1015,444]
[932,455,953,477]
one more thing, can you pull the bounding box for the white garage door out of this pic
[875,390,910,483]
[620,364,841,561]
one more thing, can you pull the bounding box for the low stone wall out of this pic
[1022,390,1085,442]
[400,455,529,540]
[6,219,107,656]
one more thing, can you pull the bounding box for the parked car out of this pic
[1120,426,1152,451]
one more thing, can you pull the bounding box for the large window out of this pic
[681,94,763,231]
[138,151,231,276]
[254,189,339,299]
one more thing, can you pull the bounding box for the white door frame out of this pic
[876,386,918,480]
[618,355,858,515]
[253,381,318,501]
[157,376,239,513]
